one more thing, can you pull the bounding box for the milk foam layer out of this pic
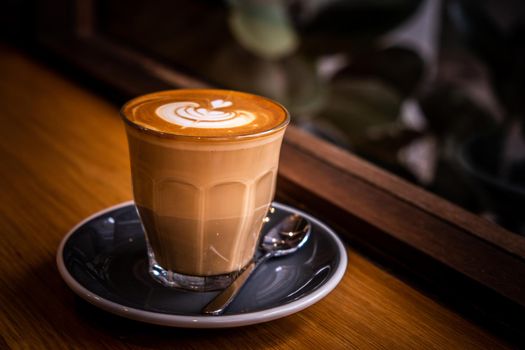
[122,89,288,138]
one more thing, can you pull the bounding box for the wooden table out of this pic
[0,45,511,349]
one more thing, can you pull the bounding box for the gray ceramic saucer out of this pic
[57,201,347,328]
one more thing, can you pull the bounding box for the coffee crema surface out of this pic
[122,89,288,138]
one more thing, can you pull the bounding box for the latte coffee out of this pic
[121,89,289,291]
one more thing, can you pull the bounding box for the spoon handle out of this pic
[202,254,270,316]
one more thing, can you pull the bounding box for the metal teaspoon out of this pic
[202,214,311,316]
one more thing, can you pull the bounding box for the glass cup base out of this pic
[148,256,240,292]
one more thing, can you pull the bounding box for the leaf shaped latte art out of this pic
[156,100,255,129]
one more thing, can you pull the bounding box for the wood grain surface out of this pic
[0,45,511,349]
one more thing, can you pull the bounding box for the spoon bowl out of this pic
[262,214,310,256]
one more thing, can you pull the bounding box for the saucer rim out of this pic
[56,200,347,328]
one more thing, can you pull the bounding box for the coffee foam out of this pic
[156,100,255,129]
[122,89,289,138]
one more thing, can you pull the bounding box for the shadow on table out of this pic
[73,296,302,348]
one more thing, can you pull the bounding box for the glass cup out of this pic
[121,89,289,291]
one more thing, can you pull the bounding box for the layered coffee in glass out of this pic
[121,89,289,291]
